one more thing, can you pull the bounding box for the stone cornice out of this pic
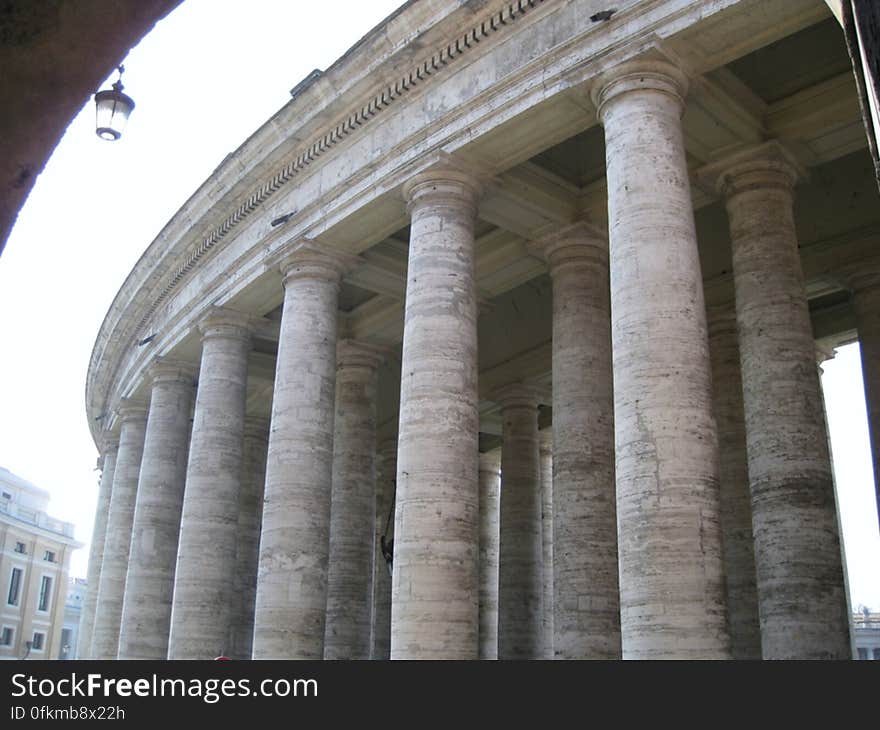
[133,0,549,339]
[86,0,767,448]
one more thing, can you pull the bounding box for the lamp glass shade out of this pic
[94,88,135,141]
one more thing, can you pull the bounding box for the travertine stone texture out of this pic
[168,310,253,659]
[324,340,384,660]
[91,402,147,659]
[593,59,730,659]
[231,416,269,660]
[497,384,543,660]
[118,360,195,659]
[253,244,354,659]
[538,429,554,660]
[845,271,880,528]
[706,290,762,660]
[392,168,482,659]
[78,435,118,659]
[478,449,501,660]
[717,142,850,659]
[534,222,620,659]
[370,439,396,660]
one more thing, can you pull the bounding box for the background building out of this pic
[59,577,87,660]
[0,467,82,660]
[853,608,880,659]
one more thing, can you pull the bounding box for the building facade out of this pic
[853,609,880,659]
[59,577,87,660]
[83,0,879,660]
[0,467,81,660]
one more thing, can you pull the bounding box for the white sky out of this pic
[0,0,877,612]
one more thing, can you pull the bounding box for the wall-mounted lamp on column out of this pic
[94,65,135,141]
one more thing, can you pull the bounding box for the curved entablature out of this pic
[87,0,862,447]
[79,0,880,662]
[87,0,566,441]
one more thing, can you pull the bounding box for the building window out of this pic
[874,648,880,661]
[1,491,11,499]
[31,632,44,652]
[59,628,72,660]
[14,542,26,554]
[37,576,52,612]
[7,568,22,606]
[857,647,869,660]
[43,550,55,563]
[0,627,12,645]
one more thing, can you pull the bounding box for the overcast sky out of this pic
[0,0,877,612]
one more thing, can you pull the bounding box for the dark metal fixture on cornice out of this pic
[95,65,135,141]
[270,211,296,227]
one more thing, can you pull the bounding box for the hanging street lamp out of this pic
[94,65,135,141]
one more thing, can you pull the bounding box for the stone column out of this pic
[709,141,850,659]
[532,222,620,659]
[496,384,543,660]
[705,285,762,660]
[118,360,196,659]
[91,401,147,659]
[231,416,269,660]
[844,271,880,527]
[78,435,118,659]
[370,439,396,660]
[392,166,482,659]
[592,59,730,659]
[538,429,554,659]
[324,340,384,659]
[168,309,253,659]
[253,243,355,659]
[478,449,501,660]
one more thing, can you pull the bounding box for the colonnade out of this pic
[80,58,856,660]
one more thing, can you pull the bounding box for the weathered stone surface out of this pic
[324,340,383,660]
[533,222,620,659]
[118,360,195,659]
[714,142,851,659]
[370,439,396,661]
[593,59,730,659]
[91,402,147,659]
[497,384,543,660]
[78,435,118,659]
[168,310,253,659]
[478,449,501,660]
[705,286,762,660]
[538,429,554,660]
[253,244,354,659]
[844,271,880,529]
[231,416,269,660]
[392,167,482,659]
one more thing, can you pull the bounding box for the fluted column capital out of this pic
[698,140,806,200]
[197,306,257,343]
[402,159,487,217]
[279,240,361,288]
[591,58,690,122]
[528,220,608,276]
[115,398,148,424]
[492,382,544,412]
[336,339,387,372]
[146,357,198,386]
